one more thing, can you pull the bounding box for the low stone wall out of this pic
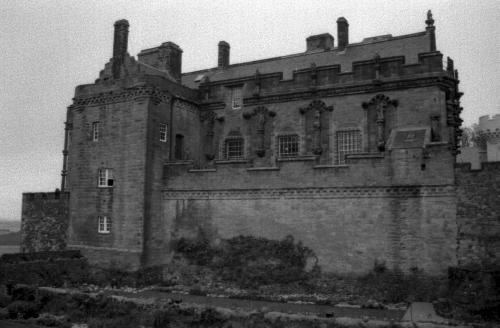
[455,162,500,267]
[20,191,69,253]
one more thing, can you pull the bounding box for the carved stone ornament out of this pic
[299,100,333,155]
[242,106,276,157]
[200,111,222,160]
[362,94,398,151]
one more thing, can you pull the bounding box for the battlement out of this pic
[479,114,500,133]
[22,191,69,201]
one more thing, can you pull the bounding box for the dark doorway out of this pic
[175,134,184,160]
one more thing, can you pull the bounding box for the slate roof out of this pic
[181,31,431,89]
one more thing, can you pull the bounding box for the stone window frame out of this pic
[277,134,300,158]
[92,121,100,142]
[159,123,168,142]
[97,168,114,188]
[336,129,362,164]
[223,137,245,160]
[98,215,111,234]
[231,86,242,110]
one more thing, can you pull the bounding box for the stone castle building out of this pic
[21,12,499,274]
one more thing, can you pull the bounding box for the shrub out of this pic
[0,292,11,307]
[6,300,39,319]
[174,234,317,288]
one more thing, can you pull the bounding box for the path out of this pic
[107,289,405,321]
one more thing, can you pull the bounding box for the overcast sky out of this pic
[1,0,499,220]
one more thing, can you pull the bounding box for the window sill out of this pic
[164,160,194,166]
[346,153,384,159]
[214,159,249,164]
[277,155,317,162]
[188,168,217,173]
[313,164,349,169]
[98,231,110,234]
[97,186,114,189]
[247,167,280,171]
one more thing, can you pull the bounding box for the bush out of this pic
[0,292,11,307]
[174,235,317,288]
[6,300,39,319]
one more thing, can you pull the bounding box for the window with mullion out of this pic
[278,135,299,157]
[336,130,361,164]
[225,138,244,159]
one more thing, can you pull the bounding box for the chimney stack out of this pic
[337,17,349,51]
[159,42,183,82]
[112,19,129,78]
[218,41,230,68]
[306,33,334,52]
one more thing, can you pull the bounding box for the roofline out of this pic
[182,31,428,77]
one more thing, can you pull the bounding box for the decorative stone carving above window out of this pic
[299,100,333,155]
[243,106,276,157]
[362,94,398,152]
[200,111,224,160]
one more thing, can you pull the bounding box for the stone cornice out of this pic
[72,86,171,107]
[162,185,455,200]
[240,75,455,106]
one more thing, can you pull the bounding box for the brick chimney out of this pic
[159,42,183,82]
[112,19,129,79]
[306,33,334,52]
[337,17,349,51]
[218,41,230,68]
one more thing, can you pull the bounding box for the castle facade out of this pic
[23,12,479,274]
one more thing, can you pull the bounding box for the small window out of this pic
[98,168,114,187]
[98,216,111,234]
[337,130,362,164]
[225,138,244,159]
[92,122,100,141]
[231,87,242,109]
[278,135,299,157]
[159,123,168,142]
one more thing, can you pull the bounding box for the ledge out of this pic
[188,168,217,173]
[277,155,317,162]
[247,167,280,171]
[214,159,249,164]
[313,164,349,169]
[164,160,194,166]
[347,153,384,159]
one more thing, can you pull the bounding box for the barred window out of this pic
[278,135,299,157]
[159,123,168,142]
[92,122,100,141]
[225,138,244,159]
[231,87,242,109]
[98,168,114,187]
[98,216,111,234]
[336,130,361,164]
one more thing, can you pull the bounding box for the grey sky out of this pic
[1,0,499,220]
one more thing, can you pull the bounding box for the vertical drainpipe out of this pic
[169,96,176,160]
[60,107,72,191]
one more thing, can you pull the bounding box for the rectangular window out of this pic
[92,122,100,141]
[278,135,299,157]
[337,130,361,164]
[231,87,242,109]
[159,123,168,142]
[98,216,111,234]
[225,138,244,159]
[98,168,114,187]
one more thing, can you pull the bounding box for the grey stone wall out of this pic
[21,192,69,252]
[456,162,500,267]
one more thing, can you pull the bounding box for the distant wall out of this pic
[21,192,69,252]
[455,162,500,267]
